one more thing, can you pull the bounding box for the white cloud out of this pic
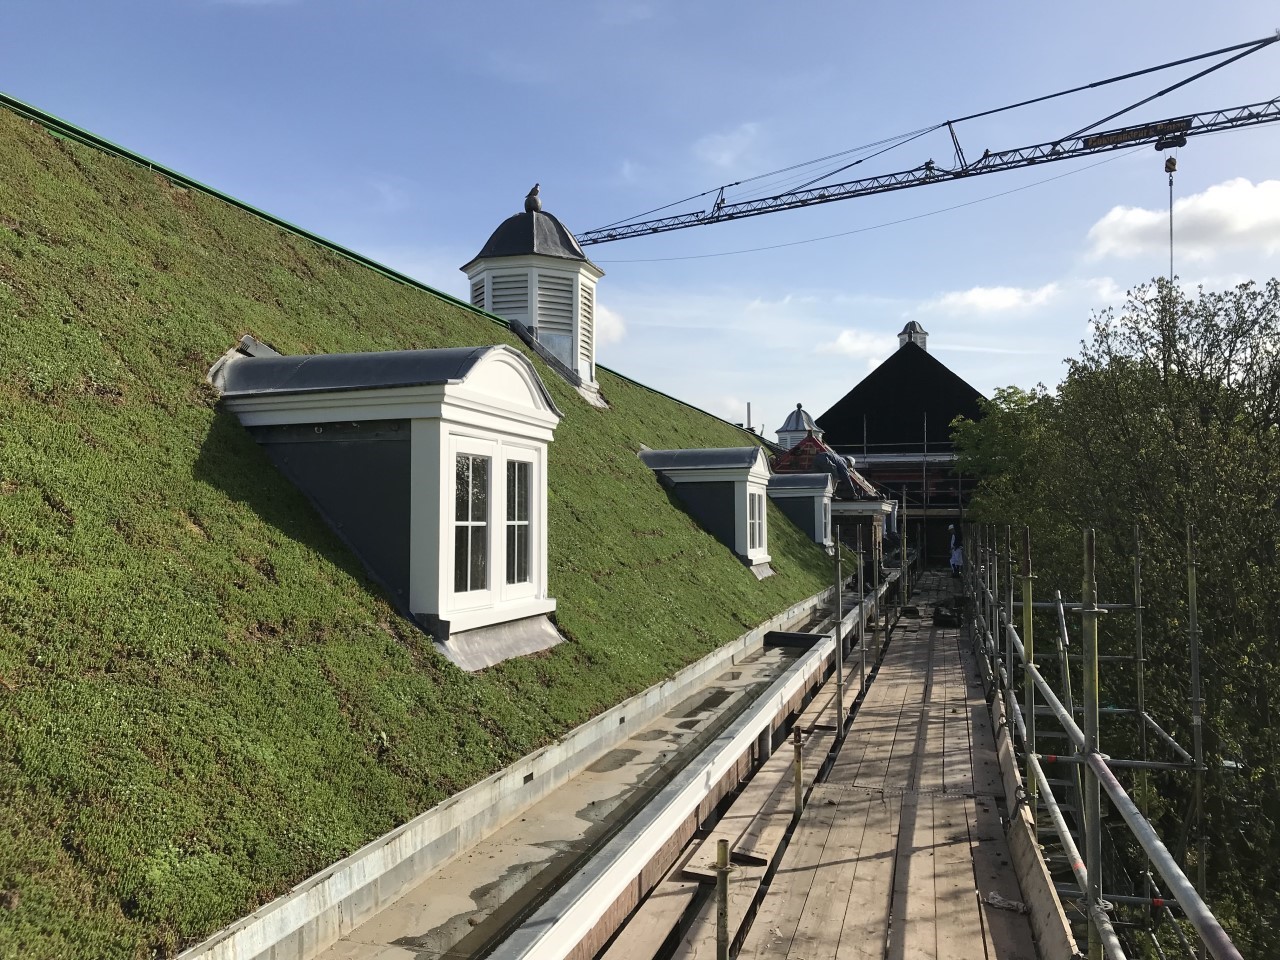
[931,342,1050,355]
[595,303,627,345]
[694,123,760,170]
[926,282,1060,314]
[1087,178,1280,262]
[1083,276,1124,305]
[817,329,897,367]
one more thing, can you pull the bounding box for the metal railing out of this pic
[962,525,1238,960]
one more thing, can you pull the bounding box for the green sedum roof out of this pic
[0,105,832,957]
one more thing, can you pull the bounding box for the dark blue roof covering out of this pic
[464,210,595,268]
[768,473,833,492]
[639,447,766,472]
[214,343,561,415]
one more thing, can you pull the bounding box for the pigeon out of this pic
[525,183,542,213]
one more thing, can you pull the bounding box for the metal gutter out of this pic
[492,633,836,960]
[490,580,891,960]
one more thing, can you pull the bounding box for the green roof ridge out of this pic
[0,90,761,445]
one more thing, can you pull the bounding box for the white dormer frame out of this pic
[738,456,772,565]
[768,474,835,550]
[644,447,772,568]
[221,346,561,637]
[463,254,604,387]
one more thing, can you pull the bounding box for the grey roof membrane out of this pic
[778,403,819,434]
[768,473,832,492]
[468,210,593,265]
[216,344,561,415]
[639,447,765,472]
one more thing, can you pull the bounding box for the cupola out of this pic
[462,185,604,391]
[776,402,822,450]
[898,320,928,351]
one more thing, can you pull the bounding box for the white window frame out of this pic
[742,478,770,564]
[748,492,764,551]
[505,459,532,587]
[448,435,497,611]
[454,451,492,594]
[497,441,543,605]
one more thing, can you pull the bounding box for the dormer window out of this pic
[506,461,531,584]
[210,339,563,670]
[748,492,765,552]
[455,454,490,593]
[639,446,773,577]
[767,472,835,551]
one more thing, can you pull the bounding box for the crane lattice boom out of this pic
[576,98,1280,246]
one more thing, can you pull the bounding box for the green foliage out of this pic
[0,108,833,958]
[954,278,1280,958]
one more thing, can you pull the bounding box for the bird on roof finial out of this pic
[525,183,542,213]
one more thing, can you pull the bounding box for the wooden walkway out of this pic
[736,574,1038,960]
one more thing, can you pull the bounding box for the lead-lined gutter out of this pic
[490,577,895,960]
[489,632,835,960]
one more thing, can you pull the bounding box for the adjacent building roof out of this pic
[463,208,595,270]
[771,435,881,499]
[815,342,985,453]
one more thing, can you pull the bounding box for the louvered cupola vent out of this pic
[491,274,530,324]
[536,274,573,335]
[462,188,605,390]
[579,285,594,370]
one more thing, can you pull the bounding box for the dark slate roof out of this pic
[768,473,832,492]
[464,210,595,267]
[778,403,820,434]
[639,447,766,472]
[214,343,561,414]
[815,342,985,453]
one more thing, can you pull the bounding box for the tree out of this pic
[954,278,1280,958]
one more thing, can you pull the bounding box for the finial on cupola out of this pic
[525,183,542,213]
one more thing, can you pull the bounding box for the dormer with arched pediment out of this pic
[211,338,563,668]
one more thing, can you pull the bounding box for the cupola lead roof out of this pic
[778,403,820,435]
[463,188,596,270]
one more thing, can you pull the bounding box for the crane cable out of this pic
[593,148,1141,263]
[588,34,1279,235]
[589,124,940,232]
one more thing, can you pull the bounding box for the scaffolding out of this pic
[962,523,1233,960]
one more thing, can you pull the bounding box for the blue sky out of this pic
[5,1,1279,437]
